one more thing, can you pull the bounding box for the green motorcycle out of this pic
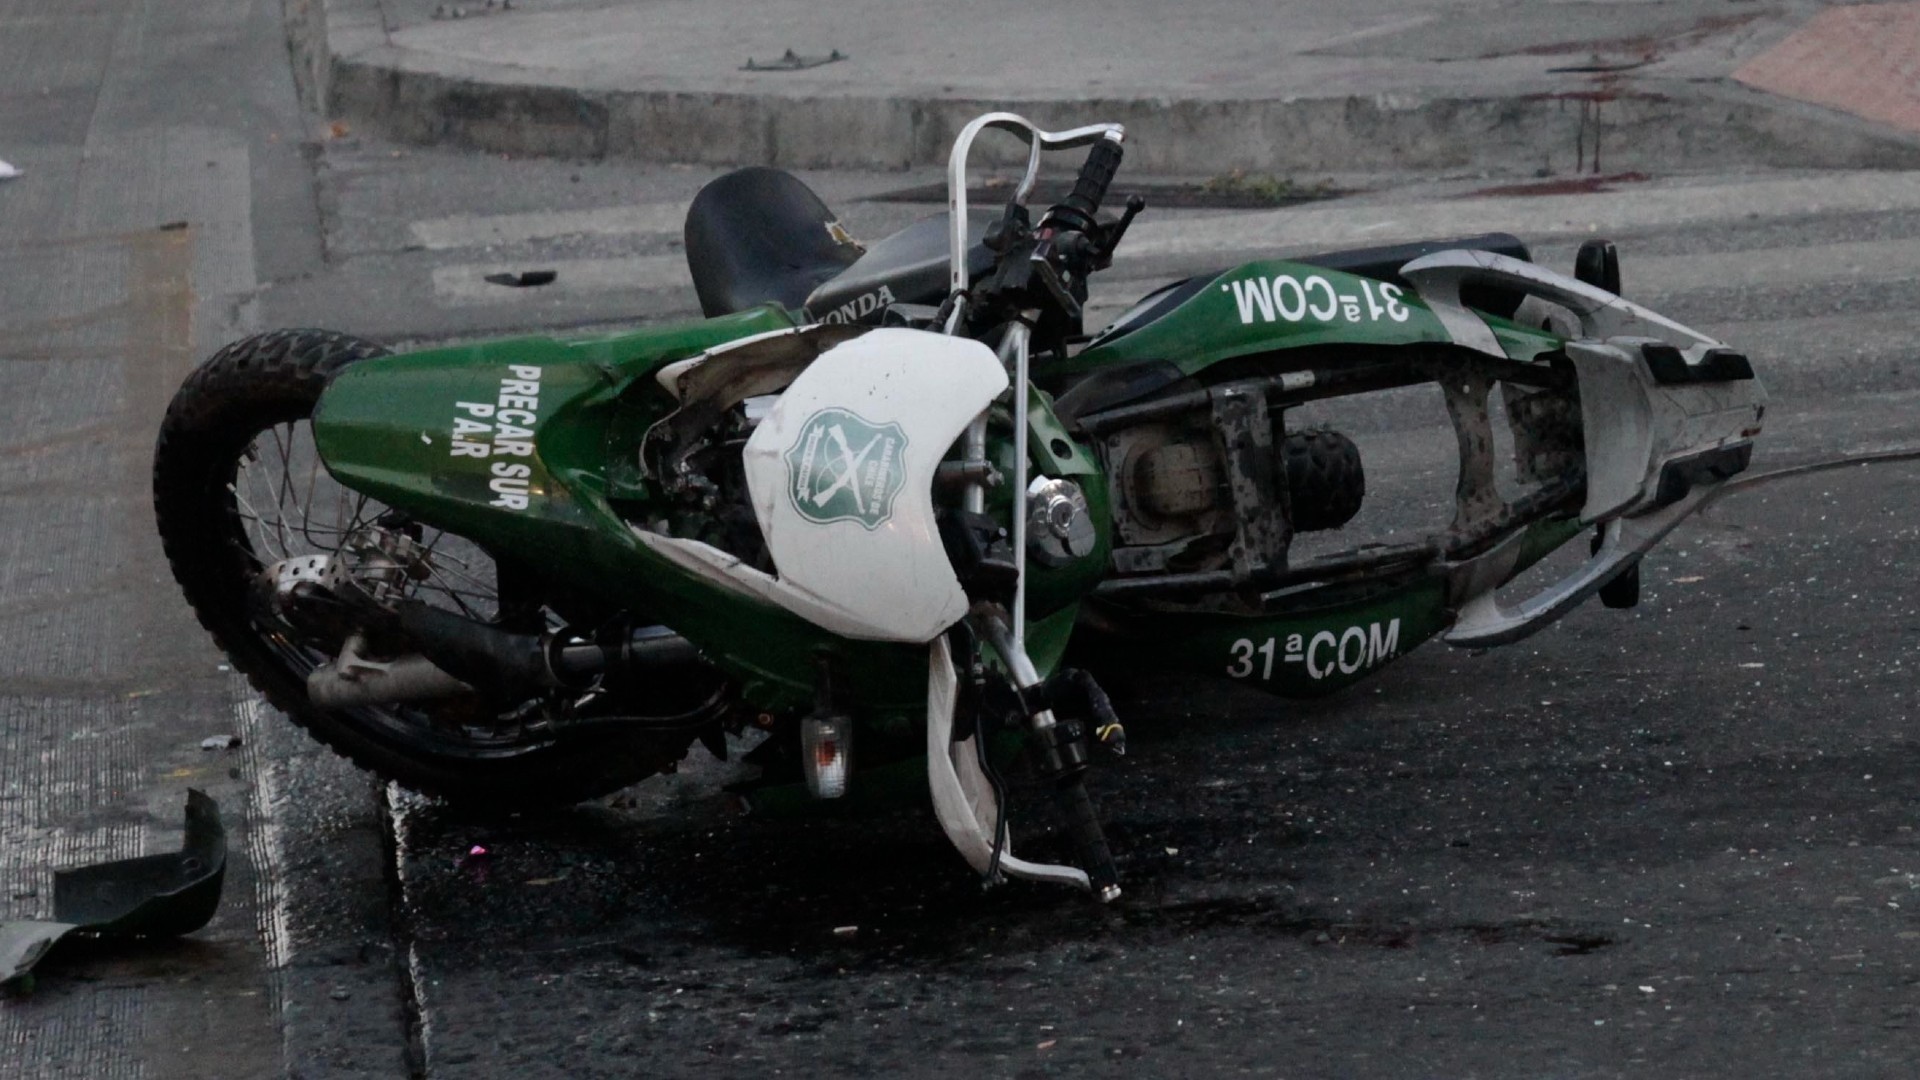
[153,113,1765,899]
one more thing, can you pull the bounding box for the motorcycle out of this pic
[153,113,1766,900]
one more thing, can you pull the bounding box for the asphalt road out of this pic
[5,1,1920,1077]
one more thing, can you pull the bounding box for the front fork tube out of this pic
[938,321,1120,900]
[1000,322,1117,899]
[998,323,1034,654]
[976,612,1122,902]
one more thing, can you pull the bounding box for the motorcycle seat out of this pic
[685,167,993,322]
[684,167,865,319]
[685,167,1536,328]
[801,213,996,324]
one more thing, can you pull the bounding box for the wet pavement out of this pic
[7,0,1920,1076]
[371,457,1920,1077]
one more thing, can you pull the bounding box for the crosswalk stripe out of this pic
[430,254,688,304]
[423,233,1920,331]
[1100,233,1920,313]
[1124,172,1920,259]
[1702,310,1920,368]
[410,202,686,250]
[1633,236,1920,295]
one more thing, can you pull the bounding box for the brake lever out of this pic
[1092,195,1147,271]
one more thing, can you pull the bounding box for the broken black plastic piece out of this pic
[1018,668,1127,759]
[484,269,557,288]
[1,790,226,986]
[54,789,226,936]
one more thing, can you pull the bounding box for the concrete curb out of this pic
[297,0,1920,175]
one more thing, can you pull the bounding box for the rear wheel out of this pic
[153,329,716,808]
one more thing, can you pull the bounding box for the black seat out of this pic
[684,167,864,318]
[687,167,998,324]
[686,168,1537,331]
[802,213,995,323]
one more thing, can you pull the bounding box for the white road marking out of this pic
[410,202,685,250]
[430,254,688,303]
[1124,172,1920,259]
[234,691,292,975]
[1632,236,1920,295]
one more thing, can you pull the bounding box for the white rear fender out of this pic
[1400,249,1766,647]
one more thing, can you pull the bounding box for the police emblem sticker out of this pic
[784,407,909,530]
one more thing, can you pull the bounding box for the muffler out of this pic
[304,603,703,709]
[307,638,475,708]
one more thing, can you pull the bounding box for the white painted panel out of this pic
[741,329,1007,642]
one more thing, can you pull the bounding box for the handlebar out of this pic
[1051,135,1125,232]
[943,112,1126,303]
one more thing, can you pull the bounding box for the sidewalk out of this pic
[294,0,1920,175]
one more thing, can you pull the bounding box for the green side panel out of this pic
[1094,579,1455,699]
[1067,261,1561,377]
[313,305,795,548]
[1083,516,1584,699]
[312,306,932,714]
[1022,601,1080,677]
[1488,315,1561,362]
[311,306,1100,717]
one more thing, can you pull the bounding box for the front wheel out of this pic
[152,329,712,808]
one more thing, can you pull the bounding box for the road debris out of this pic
[484,269,557,288]
[0,159,18,181]
[742,48,847,72]
[200,734,241,750]
[0,790,226,988]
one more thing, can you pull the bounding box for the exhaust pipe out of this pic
[304,605,704,709]
[307,646,475,708]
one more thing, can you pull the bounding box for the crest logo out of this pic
[784,407,909,529]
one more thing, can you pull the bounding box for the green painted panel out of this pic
[1067,261,1563,377]
[1088,579,1453,699]
[311,306,1098,717]
[1083,517,1585,699]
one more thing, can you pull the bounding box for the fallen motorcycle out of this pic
[153,113,1765,899]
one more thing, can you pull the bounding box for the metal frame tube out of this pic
[998,324,1033,652]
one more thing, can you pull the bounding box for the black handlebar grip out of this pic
[1061,137,1125,224]
[1057,779,1121,902]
